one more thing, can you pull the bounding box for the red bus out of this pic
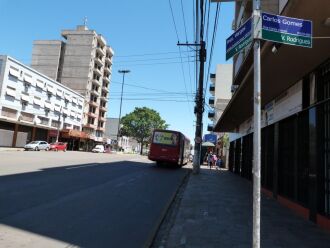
[148,129,190,166]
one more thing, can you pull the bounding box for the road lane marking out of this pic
[66,164,98,170]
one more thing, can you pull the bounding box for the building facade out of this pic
[213,0,330,230]
[31,25,114,143]
[0,55,84,148]
[208,64,233,130]
[104,117,140,152]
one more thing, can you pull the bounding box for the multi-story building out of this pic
[208,64,233,131]
[213,0,330,230]
[0,55,84,148]
[31,25,114,144]
[104,117,141,153]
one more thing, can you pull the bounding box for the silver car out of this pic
[24,141,50,151]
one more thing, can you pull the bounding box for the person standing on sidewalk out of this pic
[207,152,213,169]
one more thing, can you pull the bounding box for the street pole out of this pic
[117,70,130,151]
[252,0,261,247]
[193,40,206,174]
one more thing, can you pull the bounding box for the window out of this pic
[9,67,19,78]
[89,106,96,113]
[36,80,45,88]
[23,74,34,86]
[6,86,16,98]
[21,93,30,103]
[33,96,42,106]
[88,117,95,125]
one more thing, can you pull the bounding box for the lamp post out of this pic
[117,70,130,151]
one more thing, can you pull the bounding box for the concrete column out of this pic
[12,124,19,147]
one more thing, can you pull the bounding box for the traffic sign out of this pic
[194,137,202,144]
[226,17,252,60]
[261,12,312,48]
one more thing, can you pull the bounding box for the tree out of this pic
[120,107,168,154]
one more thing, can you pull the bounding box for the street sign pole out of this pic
[252,1,261,247]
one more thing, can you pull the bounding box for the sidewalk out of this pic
[0,147,24,152]
[164,166,330,248]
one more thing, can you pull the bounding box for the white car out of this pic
[24,141,50,151]
[92,145,105,153]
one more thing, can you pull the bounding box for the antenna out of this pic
[83,16,88,27]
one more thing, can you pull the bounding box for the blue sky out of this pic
[0,0,234,140]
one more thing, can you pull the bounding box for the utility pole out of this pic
[178,0,205,174]
[117,70,130,151]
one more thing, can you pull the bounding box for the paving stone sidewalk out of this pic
[164,166,330,248]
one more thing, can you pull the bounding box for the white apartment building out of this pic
[0,55,84,147]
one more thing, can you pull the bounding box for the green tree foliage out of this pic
[120,107,168,154]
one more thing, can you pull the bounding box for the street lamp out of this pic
[117,69,130,151]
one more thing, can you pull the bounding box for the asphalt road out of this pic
[0,151,190,248]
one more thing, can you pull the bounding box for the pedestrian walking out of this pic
[216,157,222,170]
[212,154,218,168]
[207,152,213,169]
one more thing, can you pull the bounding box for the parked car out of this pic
[49,142,67,152]
[24,141,50,151]
[92,145,105,153]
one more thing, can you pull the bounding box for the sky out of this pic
[0,0,234,141]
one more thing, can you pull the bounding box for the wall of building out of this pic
[0,56,84,146]
[31,40,63,81]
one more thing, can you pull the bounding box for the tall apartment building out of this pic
[31,25,114,143]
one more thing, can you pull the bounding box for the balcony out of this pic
[87,112,97,118]
[94,57,104,66]
[209,97,215,107]
[100,105,107,111]
[100,95,108,101]
[89,101,98,107]
[102,85,109,93]
[103,76,110,83]
[210,73,216,84]
[98,116,106,122]
[105,56,112,65]
[83,123,96,129]
[207,124,214,132]
[92,78,101,87]
[97,126,105,132]
[96,47,105,57]
[93,67,102,77]
[209,83,215,96]
[106,46,114,57]
[104,66,111,74]
[91,89,99,97]
[208,111,215,120]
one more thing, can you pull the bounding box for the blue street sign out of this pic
[261,12,312,48]
[203,134,217,144]
[226,17,252,60]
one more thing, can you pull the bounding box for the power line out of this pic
[204,3,220,98]
[115,55,195,63]
[109,98,194,102]
[114,50,193,58]
[113,59,197,67]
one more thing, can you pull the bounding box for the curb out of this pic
[143,168,191,248]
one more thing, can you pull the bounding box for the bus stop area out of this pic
[160,166,330,248]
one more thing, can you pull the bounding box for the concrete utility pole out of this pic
[193,40,206,174]
[117,70,130,150]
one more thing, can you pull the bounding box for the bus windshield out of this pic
[153,131,178,146]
